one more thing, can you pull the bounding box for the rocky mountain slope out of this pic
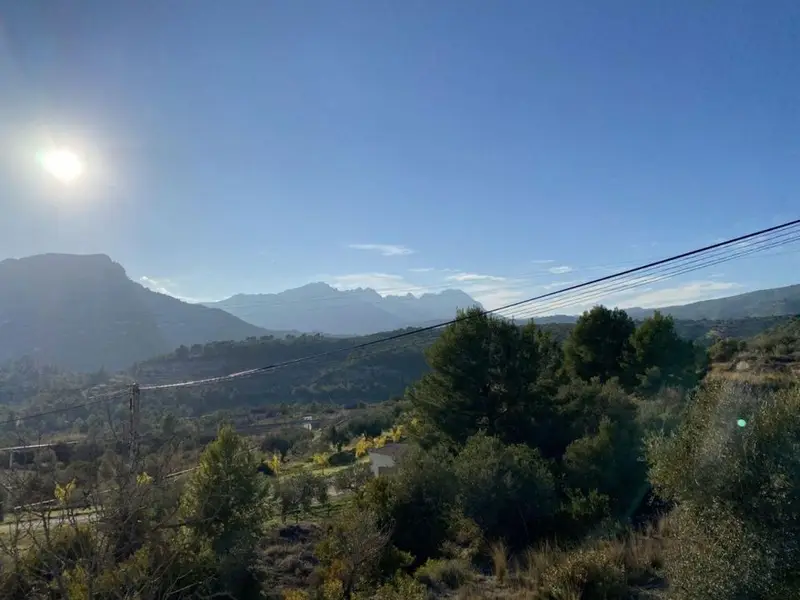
[0,254,267,371]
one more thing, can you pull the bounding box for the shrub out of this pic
[537,546,627,600]
[373,572,428,600]
[414,558,472,590]
[327,450,356,467]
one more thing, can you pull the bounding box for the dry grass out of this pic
[445,514,673,600]
[490,540,509,584]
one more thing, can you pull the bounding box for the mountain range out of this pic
[625,284,800,321]
[0,253,797,372]
[204,284,481,336]
[0,254,480,371]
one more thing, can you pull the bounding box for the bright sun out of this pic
[40,148,84,184]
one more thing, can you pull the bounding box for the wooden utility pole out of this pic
[129,383,141,466]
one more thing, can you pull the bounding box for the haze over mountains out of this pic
[0,254,266,371]
[0,253,797,373]
[205,284,482,336]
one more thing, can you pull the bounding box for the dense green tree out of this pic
[563,306,635,385]
[408,307,562,447]
[180,425,271,597]
[453,433,557,548]
[261,433,291,460]
[562,415,646,519]
[630,311,704,392]
[360,445,458,564]
[554,379,639,454]
[324,424,350,452]
[344,410,395,439]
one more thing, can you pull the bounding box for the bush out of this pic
[23,524,98,578]
[454,433,557,549]
[327,450,356,467]
[414,558,472,590]
[537,546,627,600]
[373,572,428,600]
[709,338,746,362]
[649,379,800,598]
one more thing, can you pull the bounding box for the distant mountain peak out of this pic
[206,283,483,336]
[0,252,266,371]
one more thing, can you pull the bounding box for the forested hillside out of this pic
[1,302,800,599]
[4,303,799,599]
[1,314,794,439]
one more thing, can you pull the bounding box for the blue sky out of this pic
[1,1,798,312]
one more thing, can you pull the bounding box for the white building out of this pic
[367,443,409,478]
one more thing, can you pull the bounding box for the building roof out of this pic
[368,443,410,461]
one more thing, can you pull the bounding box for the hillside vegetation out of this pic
[1,314,795,442]
[5,304,799,599]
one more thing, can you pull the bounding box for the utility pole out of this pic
[129,383,141,467]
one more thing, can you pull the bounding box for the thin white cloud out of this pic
[548,265,573,274]
[139,276,204,303]
[408,267,435,273]
[541,280,580,290]
[348,243,415,257]
[446,272,507,283]
[619,281,743,308]
[531,259,555,264]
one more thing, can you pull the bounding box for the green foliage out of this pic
[324,425,351,452]
[316,506,396,599]
[414,558,473,590]
[454,433,557,548]
[180,425,271,556]
[344,411,394,439]
[564,306,636,385]
[328,449,357,467]
[332,464,371,493]
[562,415,646,518]
[709,337,748,362]
[630,311,705,392]
[8,303,797,599]
[372,572,428,600]
[359,445,459,564]
[648,379,800,598]
[408,307,562,447]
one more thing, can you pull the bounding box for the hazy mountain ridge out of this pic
[0,253,796,373]
[0,254,268,371]
[205,283,482,336]
[523,285,800,324]
[623,283,800,321]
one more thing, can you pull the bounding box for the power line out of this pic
[5,219,797,428]
[193,256,670,313]
[0,389,129,428]
[510,229,800,320]
[140,217,800,392]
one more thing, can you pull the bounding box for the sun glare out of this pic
[39,148,84,184]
